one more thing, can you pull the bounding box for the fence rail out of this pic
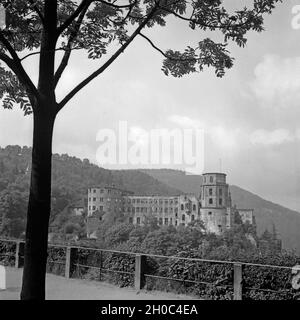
[0,238,299,300]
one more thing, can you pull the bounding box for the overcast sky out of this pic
[0,0,300,211]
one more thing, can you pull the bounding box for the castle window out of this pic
[219,188,223,196]
[175,220,178,226]
[219,198,222,205]
[93,197,96,201]
[164,208,168,213]
[100,197,103,202]
[100,206,103,211]
[181,204,184,210]
[129,217,133,223]
[208,212,212,215]
[170,218,172,224]
[137,217,141,225]
[191,215,195,221]
[175,212,178,218]
[100,189,104,193]
[209,188,212,196]
[93,189,96,193]
[210,176,213,183]
[209,198,213,204]
[182,214,185,221]
[92,206,96,210]
[193,204,196,211]
[159,218,163,225]
[164,218,168,225]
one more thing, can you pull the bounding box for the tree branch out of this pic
[139,32,196,62]
[97,0,134,9]
[20,47,82,61]
[139,32,168,59]
[28,0,45,25]
[55,2,90,87]
[156,2,257,30]
[57,4,158,111]
[57,0,92,37]
[0,32,39,102]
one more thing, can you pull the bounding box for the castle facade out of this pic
[86,172,255,238]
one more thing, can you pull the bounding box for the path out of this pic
[0,267,198,300]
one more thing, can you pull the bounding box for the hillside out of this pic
[1,146,300,253]
[0,146,182,237]
[141,169,300,253]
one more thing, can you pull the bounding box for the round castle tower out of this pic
[200,173,233,234]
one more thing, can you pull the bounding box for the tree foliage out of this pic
[0,0,282,114]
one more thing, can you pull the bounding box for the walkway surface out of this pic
[0,267,198,300]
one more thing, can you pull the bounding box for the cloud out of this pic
[250,54,300,109]
[168,114,241,150]
[168,115,204,129]
[250,129,294,145]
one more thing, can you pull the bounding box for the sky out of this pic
[0,0,300,211]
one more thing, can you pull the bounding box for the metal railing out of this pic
[0,238,299,300]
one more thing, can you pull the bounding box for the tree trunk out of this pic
[20,108,56,300]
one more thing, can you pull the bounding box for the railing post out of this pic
[233,263,243,300]
[135,254,146,291]
[15,241,25,268]
[65,246,77,278]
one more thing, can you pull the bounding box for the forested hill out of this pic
[141,169,300,253]
[0,146,182,238]
[1,146,300,253]
[0,145,181,201]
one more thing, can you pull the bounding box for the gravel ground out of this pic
[0,267,199,300]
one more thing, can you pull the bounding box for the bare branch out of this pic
[139,32,168,59]
[20,47,82,61]
[139,32,196,62]
[57,4,159,111]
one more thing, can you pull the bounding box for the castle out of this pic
[86,172,255,239]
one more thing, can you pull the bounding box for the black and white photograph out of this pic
[0,0,300,309]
